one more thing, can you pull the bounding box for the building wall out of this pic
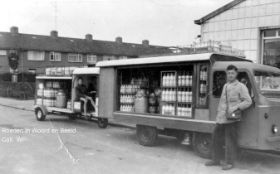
[200,0,280,63]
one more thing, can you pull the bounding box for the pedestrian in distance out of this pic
[205,65,252,170]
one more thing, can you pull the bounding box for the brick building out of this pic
[0,26,173,75]
[195,0,280,69]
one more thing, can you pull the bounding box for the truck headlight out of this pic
[231,113,236,117]
[272,125,278,134]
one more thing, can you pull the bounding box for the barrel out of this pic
[134,89,148,113]
[56,90,67,108]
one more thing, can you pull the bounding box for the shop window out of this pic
[68,54,83,62]
[49,52,61,61]
[213,71,226,97]
[27,51,45,61]
[263,29,277,38]
[262,29,280,69]
[118,65,194,118]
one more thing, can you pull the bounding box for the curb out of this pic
[0,103,135,129]
[0,103,33,112]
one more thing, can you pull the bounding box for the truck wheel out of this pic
[192,133,211,159]
[35,108,46,121]
[136,125,158,146]
[97,118,108,129]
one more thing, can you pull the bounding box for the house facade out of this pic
[0,26,173,75]
[195,0,280,69]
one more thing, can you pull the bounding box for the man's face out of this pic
[78,79,83,85]
[227,70,238,82]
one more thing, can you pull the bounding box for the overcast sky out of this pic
[0,0,231,46]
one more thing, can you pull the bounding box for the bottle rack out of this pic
[160,70,193,118]
[118,77,149,112]
[198,65,208,107]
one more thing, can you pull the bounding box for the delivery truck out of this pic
[34,67,108,128]
[96,52,280,158]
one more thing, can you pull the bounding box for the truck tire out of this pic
[97,118,108,129]
[136,125,158,146]
[35,108,46,121]
[192,132,211,159]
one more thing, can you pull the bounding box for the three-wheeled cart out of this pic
[34,67,108,128]
[97,52,280,158]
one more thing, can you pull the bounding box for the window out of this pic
[262,29,280,69]
[254,71,280,93]
[213,71,226,97]
[119,56,128,60]
[103,55,116,61]
[28,69,36,74]
[68,54,83,62]
[0,50,7,56]
[49,52,61,61]
[27,51,45,61]
[87,55,97,64]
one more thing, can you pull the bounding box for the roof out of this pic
[0,32,172,57]
[73,67,100,75]
[97,53,212,67]
[36,76,72,80]
[194,0,246,25]
[97,53,248,67]
[213,61,280,74]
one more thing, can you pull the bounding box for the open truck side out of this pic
[97,53,280,158]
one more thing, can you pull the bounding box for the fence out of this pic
[0,81,35,100]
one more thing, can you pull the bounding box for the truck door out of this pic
[210,71,254,121]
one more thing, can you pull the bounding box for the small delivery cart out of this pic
[34,67,108,128]
[96,48,280,158]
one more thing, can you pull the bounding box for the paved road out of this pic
[0,106,280,174]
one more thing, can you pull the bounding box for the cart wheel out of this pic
[35,108,46,121]
[192,132,211,159]
[97,118,108,129]
[136,125,158,146]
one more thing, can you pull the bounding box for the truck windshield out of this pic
[254,71,280,94]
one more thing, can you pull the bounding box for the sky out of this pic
[0,0,232,46]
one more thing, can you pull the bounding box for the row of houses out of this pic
[0,26,173,75]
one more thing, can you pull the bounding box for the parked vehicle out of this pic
[96,52,280,158]
[34,67,108,128]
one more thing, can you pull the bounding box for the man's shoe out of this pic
[222,163,233,170]
[205,160,219,166]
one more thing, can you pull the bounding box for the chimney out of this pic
[142,40,149,46]
[10,26,19,34]
[115,37,123,43]
[50,30,58,38]
[85,34,93,41]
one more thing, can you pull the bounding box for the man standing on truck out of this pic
[205,65,252,170]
